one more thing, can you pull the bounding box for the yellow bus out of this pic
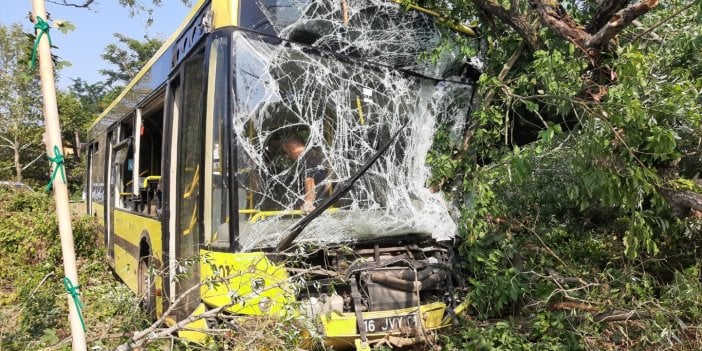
[86,0,479,348]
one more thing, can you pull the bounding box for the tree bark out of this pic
[74,130,81,159]
[657,162,702,218]
[586,0,660,51]
[14,145,22,182]
[586,0,631,34]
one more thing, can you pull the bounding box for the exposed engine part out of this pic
[368,269,447,293]
[365,281,418,311]
[287,235,458,320]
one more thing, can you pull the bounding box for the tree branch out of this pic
[568,309,652,324]
[471,0,540,51]
[46,0,95,8]
[529,0,590,55]
[481,40,527,111]
[22,153,45,171]
[587,0,659,50]
[586,0,631,34]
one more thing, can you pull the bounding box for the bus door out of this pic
[166,52,206,320]
[104,130,115,261]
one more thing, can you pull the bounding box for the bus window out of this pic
[137,105,164,217]
[174,53,205,319]
[203,35,231,250]
[113,116,136,210]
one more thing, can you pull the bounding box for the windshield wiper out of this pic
[275,123,408,252]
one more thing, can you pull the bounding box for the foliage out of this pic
[100,33,164,87]
[68,78,111,115]
[0,190,152,350]
[0,23,44,182]
[421,0,702,349]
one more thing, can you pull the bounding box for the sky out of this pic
[0,0,191,89]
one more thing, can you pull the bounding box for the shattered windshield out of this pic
[240,0,470,80]
[233,2,477,251]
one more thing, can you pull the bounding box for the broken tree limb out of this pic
[586,0,660,51]
[545,268,590,287]
[548,301,599,314]
[586,0,630,34]
[657,161,702,218]
[568,309,652,324]
[480,40,527,111]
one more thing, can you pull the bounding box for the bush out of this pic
[0,190,111,349]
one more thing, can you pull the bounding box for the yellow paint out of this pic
[355,339,371,351]
[114,244,138,292]
[321,313,356,335]
[243,208,339,223]
[321,301,446,338]
[177,303,211,343]
[182,204,198,236]
[112,209,163,294]
[164,315,177,328]
[92,203,104,225]
[155,274,164,317]
[211,0,239,29]
[183,164,200,199]
[200,250,293,316]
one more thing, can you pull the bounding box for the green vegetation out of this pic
[2,0,702,350]
[0,190,151,350]
[423,0,702,349]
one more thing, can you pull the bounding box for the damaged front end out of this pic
[288,235,459,349]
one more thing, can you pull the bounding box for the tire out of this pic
[138,254,156,319]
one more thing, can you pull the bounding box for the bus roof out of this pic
[89,0,238,133]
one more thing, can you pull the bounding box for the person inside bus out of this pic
[281,134,331,213]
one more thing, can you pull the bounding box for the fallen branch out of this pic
[569,309,652,324]
[545,268,590,287]
[549,301,599,314]
[112,263,318,351]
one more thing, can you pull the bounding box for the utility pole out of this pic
[29,1,87,350]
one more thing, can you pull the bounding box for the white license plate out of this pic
[363,313,418,333]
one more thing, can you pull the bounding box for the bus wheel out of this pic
[138,254,156,319]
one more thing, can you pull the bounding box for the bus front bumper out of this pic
[303,301,449,350]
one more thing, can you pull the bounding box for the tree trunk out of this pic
[74,130,81,160]
[657,162,702,218]
[14,146,22,182]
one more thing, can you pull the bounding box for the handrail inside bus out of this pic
[240,208,339,223]
[142,176,161,188]
[183,165,200,199]
[183,204,198,236]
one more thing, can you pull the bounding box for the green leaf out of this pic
[53,20,76,34]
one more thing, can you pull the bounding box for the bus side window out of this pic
[138,106,164,217]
